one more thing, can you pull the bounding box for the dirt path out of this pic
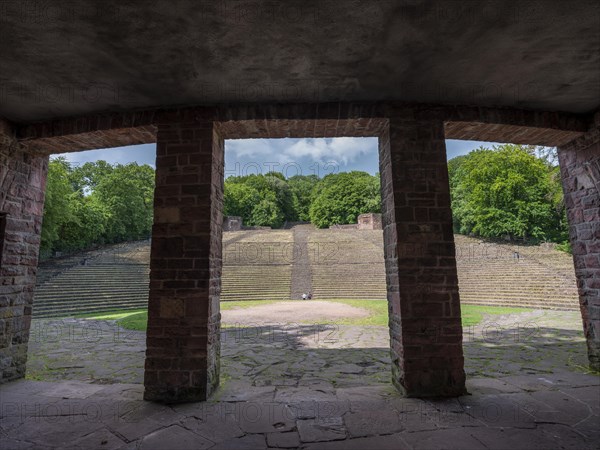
[222,300,369,324]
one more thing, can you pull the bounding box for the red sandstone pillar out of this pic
[558,122,600,372]
[0,119,48,383]
[144,113,223,403]
[379,110,466,397]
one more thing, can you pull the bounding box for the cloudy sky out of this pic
[55,138,508,176]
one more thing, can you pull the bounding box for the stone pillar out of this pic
[0,119,48,383]
[144,114,224,403]
[379,111,466,397]
[558,121,600,372]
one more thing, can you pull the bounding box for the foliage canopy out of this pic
[41,159,155,256]
[449,144,567,242]
[42,144,568,257]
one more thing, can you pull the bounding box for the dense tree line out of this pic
[223,171,380,228]
[449,144,567,243]
[41,158,154,256]
[42,144,569,258]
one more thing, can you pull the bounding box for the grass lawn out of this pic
[326,299,530,327]
[78,300,530,331]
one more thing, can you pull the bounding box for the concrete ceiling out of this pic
[1,0,599,124]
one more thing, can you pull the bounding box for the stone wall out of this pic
[558,118,600,371]
[357,213,382,230]
[18,103,589,153]
[329,224,357,230]
[223,216,242,231]
[0,119,47,383]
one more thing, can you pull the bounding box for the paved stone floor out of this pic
[1,310,598,449]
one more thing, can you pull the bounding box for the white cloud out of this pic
[283,137,376,165]
[226,139,287,159]
[226,137,377,166]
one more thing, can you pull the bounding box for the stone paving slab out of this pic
[1,377,598,449]
[1,309,597,449]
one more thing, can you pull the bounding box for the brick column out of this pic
[558,121,600,372]
[0,119,48,383]
[144,115,224,403]
[379,111,466,397]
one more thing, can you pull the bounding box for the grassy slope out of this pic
[78,300,530,331]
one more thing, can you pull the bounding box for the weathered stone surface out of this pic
[39,380,104,399]
[379,113,466,397]
[235,403,295,434]
[344,409,404,437]
[139,425,213,450]
[178,416,245,443]
[266,431,301,448]
[67,428,126,450]
[0,119,47,383]
[16,103,592,154]
[297,417,347,442]
[400,428,485,450]
[558,121,600,372]
[357,213,382,230]
[143,119,224,403]
[302,434,410,450]
[4,306,599,449]
[211,434,267,450]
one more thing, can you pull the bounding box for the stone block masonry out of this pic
[0,119,48,382]
[357,213,382,230]
[558,117,600,371]
[144,115,224,403]
[1,101,597,402]
[379,110,466,397]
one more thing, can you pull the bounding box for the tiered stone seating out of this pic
[222,230,292,301]
[32,229,580,317]
[33,232,294,317]
[453,235,579,310]
[308,229,387,299]
[33,241,151,317]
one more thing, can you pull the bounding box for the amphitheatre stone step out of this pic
[33,293,149,302]
[34,302,149,315]
[34,304,149,318]
[33,231,580,317]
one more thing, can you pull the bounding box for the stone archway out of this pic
[143,108,466,402]
[1,104,597,404]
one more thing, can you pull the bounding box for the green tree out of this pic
[448,155,469,232]
[41,159,155,256]
[288,175,319,222]
[309,171,381,228]
[59,196,110,250]
[41,158,76,253]
[94,163,155,242]
[69,160,114,193]
[450,144,563,241]
[224,183,261,223]
[251,195,285,228]
[224,173,296,226]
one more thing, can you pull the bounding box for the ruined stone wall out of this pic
[0,120,47,382]
[357,213,383,230]
[223,216,242,231]
[558,119,600,371]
